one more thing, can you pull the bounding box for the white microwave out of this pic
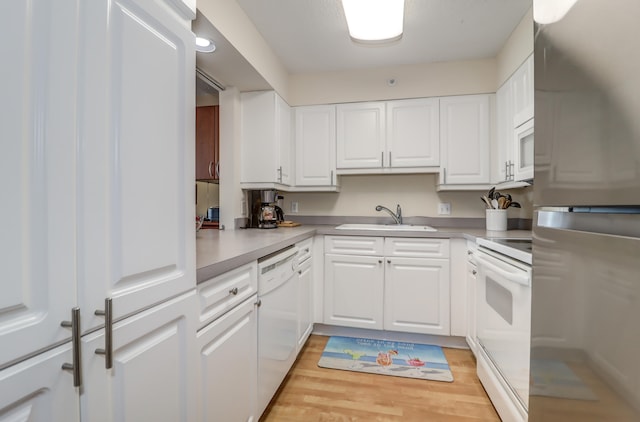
[513,118,534,181]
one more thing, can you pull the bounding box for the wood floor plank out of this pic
[260,335,500,422]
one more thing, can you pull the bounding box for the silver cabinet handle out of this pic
[389,151,392,167]
[255,299,262,307]
[304,248,310,253]
[378,259,382,264]
[472,270,477,275]
[504,161,509,181]
[229,287,239,295]
[61,307,82,387]
[381,151,384,167]
[510,162,515,181]
[443,168,447,184]
[331,170,334,186]
[208,161,213,178]
[215,162,220,179]
[94,298,113,369]
[387,259,391,264]
[298,270,302,275]
[277,166,283,182]
[467,250,473,255]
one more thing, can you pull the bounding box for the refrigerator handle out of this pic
[537,209,640,238]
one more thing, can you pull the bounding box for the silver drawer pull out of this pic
[229,287,239,295]
[472,270,477,275]
[94,298,113,369]
[61,307,82,387]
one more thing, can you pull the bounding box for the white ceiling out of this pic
[193,0,532,93]
[235,0,532,74]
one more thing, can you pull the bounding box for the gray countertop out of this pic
[196,224,532,283]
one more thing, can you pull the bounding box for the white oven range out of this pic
[475,237,532,422]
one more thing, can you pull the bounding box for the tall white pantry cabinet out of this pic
[0,0,197,421]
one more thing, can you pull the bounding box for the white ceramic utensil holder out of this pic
[486,209,507,231]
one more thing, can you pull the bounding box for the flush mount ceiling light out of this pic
[341,0,405,44]
[195,37,216,53]
[534,0,578,24]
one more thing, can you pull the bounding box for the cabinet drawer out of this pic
[197,261,258,329]
[324,236,384,255]
[384,238,450,258]
[296,237,314,263]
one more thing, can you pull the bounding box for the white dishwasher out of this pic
[257,245,299,417]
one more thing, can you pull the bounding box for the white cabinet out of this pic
[511,54,534,128]
[323,236,450,336]
[294,105,338,189]
[336,102,386,169]
[336,99,440,173]
[241,91,292,188]
[466,241,479,355]
[324,253,385,329]
[386,98,440,168]
[495,81,515,183]
[196,296,257,422]
[439,95,491,189]
[81,291,197,422]
[0,344,80,422]
[384,257,450,335]
[1,0,196,419]
[296,238,314,351]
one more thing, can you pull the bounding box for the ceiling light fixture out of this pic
[341,0,405,44]
[195,37,216,53]
[533,0,578,24]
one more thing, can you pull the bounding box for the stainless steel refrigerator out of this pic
[530,1,640,420]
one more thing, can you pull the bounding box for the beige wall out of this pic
[281,174,533,220]
[288,59,497,106]
[496,7,534,88]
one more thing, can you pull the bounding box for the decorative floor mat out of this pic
[318,336,453,382]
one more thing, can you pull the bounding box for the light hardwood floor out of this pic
[260,335,500,421]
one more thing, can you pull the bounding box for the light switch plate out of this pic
[438,202,451,215]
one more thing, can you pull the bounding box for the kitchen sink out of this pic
[335,223,437,232]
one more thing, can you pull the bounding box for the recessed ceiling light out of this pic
[195,37,216,53]
[342,0,404,44]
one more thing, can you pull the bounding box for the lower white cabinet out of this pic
[324,254,385,329]
[466,241,479,354]
[196,296,258,422]
[81,291,198,422]
[324,236,450,335]
[296,239,314,352]
[0,343,80,421]
[384,257,450,335]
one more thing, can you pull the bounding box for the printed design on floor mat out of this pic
[530,359,598,401]
[318,336,453,382]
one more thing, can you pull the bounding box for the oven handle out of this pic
[475,253,530,287]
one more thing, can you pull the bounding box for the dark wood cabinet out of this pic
[196,105,220,181]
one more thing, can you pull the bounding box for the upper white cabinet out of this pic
[294,105,338,189]
[439,95,491,189]
[336,99,440,173]
[337,102,386,169]
[495,81,515,183]
[241,91,292,188]
[386,98,440,168]
[511,54,535,128]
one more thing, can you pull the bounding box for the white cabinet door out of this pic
[196,296,257,422]
[495,81,515,183]
[0,343,80,422]
[297,258,313,352]
[0,0,78,368]
[439,95,491,185]
[512,55,534,128]
[324,254,384,329]
[241,91,292,187]
[386,98,440,168]
[294,105,336,187]
[77,0,196,331]
[81,291,197,422]
[384,257,450,335]
[336,102,386,169]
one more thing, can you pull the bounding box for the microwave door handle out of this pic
[475,254,530,287]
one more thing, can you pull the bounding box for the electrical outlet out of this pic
[291,202,299,213]
[438,202,451,215]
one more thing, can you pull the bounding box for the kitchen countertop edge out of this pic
[196,225,532,283]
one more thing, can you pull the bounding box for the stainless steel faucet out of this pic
[375,204,403,224]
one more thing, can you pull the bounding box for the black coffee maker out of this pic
[249,190,284,229]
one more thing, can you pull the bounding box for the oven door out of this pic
[476,247,532,409]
